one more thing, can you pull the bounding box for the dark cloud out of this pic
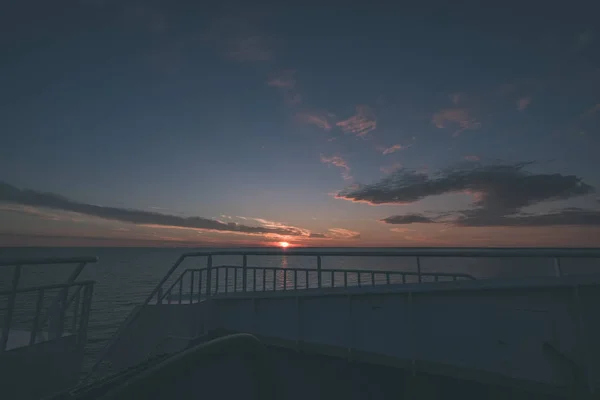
[381,214,436,224]
[0,182,307,237]
[381,208,600,227]
[308,229,361,240]
[456,208,600,227]
[337,163,593,216]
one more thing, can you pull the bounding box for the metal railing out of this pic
[86,247,600,380]
[158,266,475,304]
[0,257,97,352]
[0,280,95,352]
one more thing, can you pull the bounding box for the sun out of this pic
[279,241,290,248]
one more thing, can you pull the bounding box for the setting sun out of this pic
[279,241,290,248]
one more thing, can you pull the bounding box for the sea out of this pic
[1,246,599,371]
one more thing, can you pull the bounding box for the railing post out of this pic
[77,284,94,355]
[190,270,195,302]
[317,256,322,289]
[178,274,184,304]
[30,288,45,345]
[54,284,69,339]
[198,270,203,299]
[554,257,563,277]
[243,255,248,292]
[72,288,81,334]
[305,270,309,289]
[1,264,21,352]
[206,256,213,297]
[416,256,422,283]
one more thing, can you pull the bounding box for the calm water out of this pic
[1,247,599,369]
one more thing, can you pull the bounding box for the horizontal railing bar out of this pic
[182,266,474,279]
[172,248,600,259]
[0,280,95,296]
[0,256,98,267]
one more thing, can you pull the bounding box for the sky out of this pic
[1,1,600,247]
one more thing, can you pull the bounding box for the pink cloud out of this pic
[432,107,481,136]
[321,155,352,181]
[336,105,377,137]
[517,96,532,111]
[380,144,407,155]
[464,155,480,161]
[327,228,360,239]
[296,112,331,130]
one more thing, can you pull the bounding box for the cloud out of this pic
[308,228,360,240]
[336,162,594,214]
[390,227,415,233]
[380,163,403,175]
[321,155,352,181]
[380,144,407,155]
[381,208,600,228]
[309,233,328,238]
[336,105,377,137]
[432,107,481,136]
[517,96,532,111]
[0,182,310,237]
[268,70,302,106]
[327,228,360,239]
[381,214,436,224]
[456,208,600,227]
[267,70,296,89]
[370,163,599,229]
[296,112,332,130]
[464,155,480,162]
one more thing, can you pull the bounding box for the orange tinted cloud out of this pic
[336,105,376,137]
[296,112,332,130]
[432,107,481,136]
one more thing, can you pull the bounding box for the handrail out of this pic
[0,256,98,267]
[0,280,95,352]
[0,280,96,296]
[84,254,189,381]
[87,247,600,380]
[160,266,475,304]
[0,256,98,353]
[182,266,475,275]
